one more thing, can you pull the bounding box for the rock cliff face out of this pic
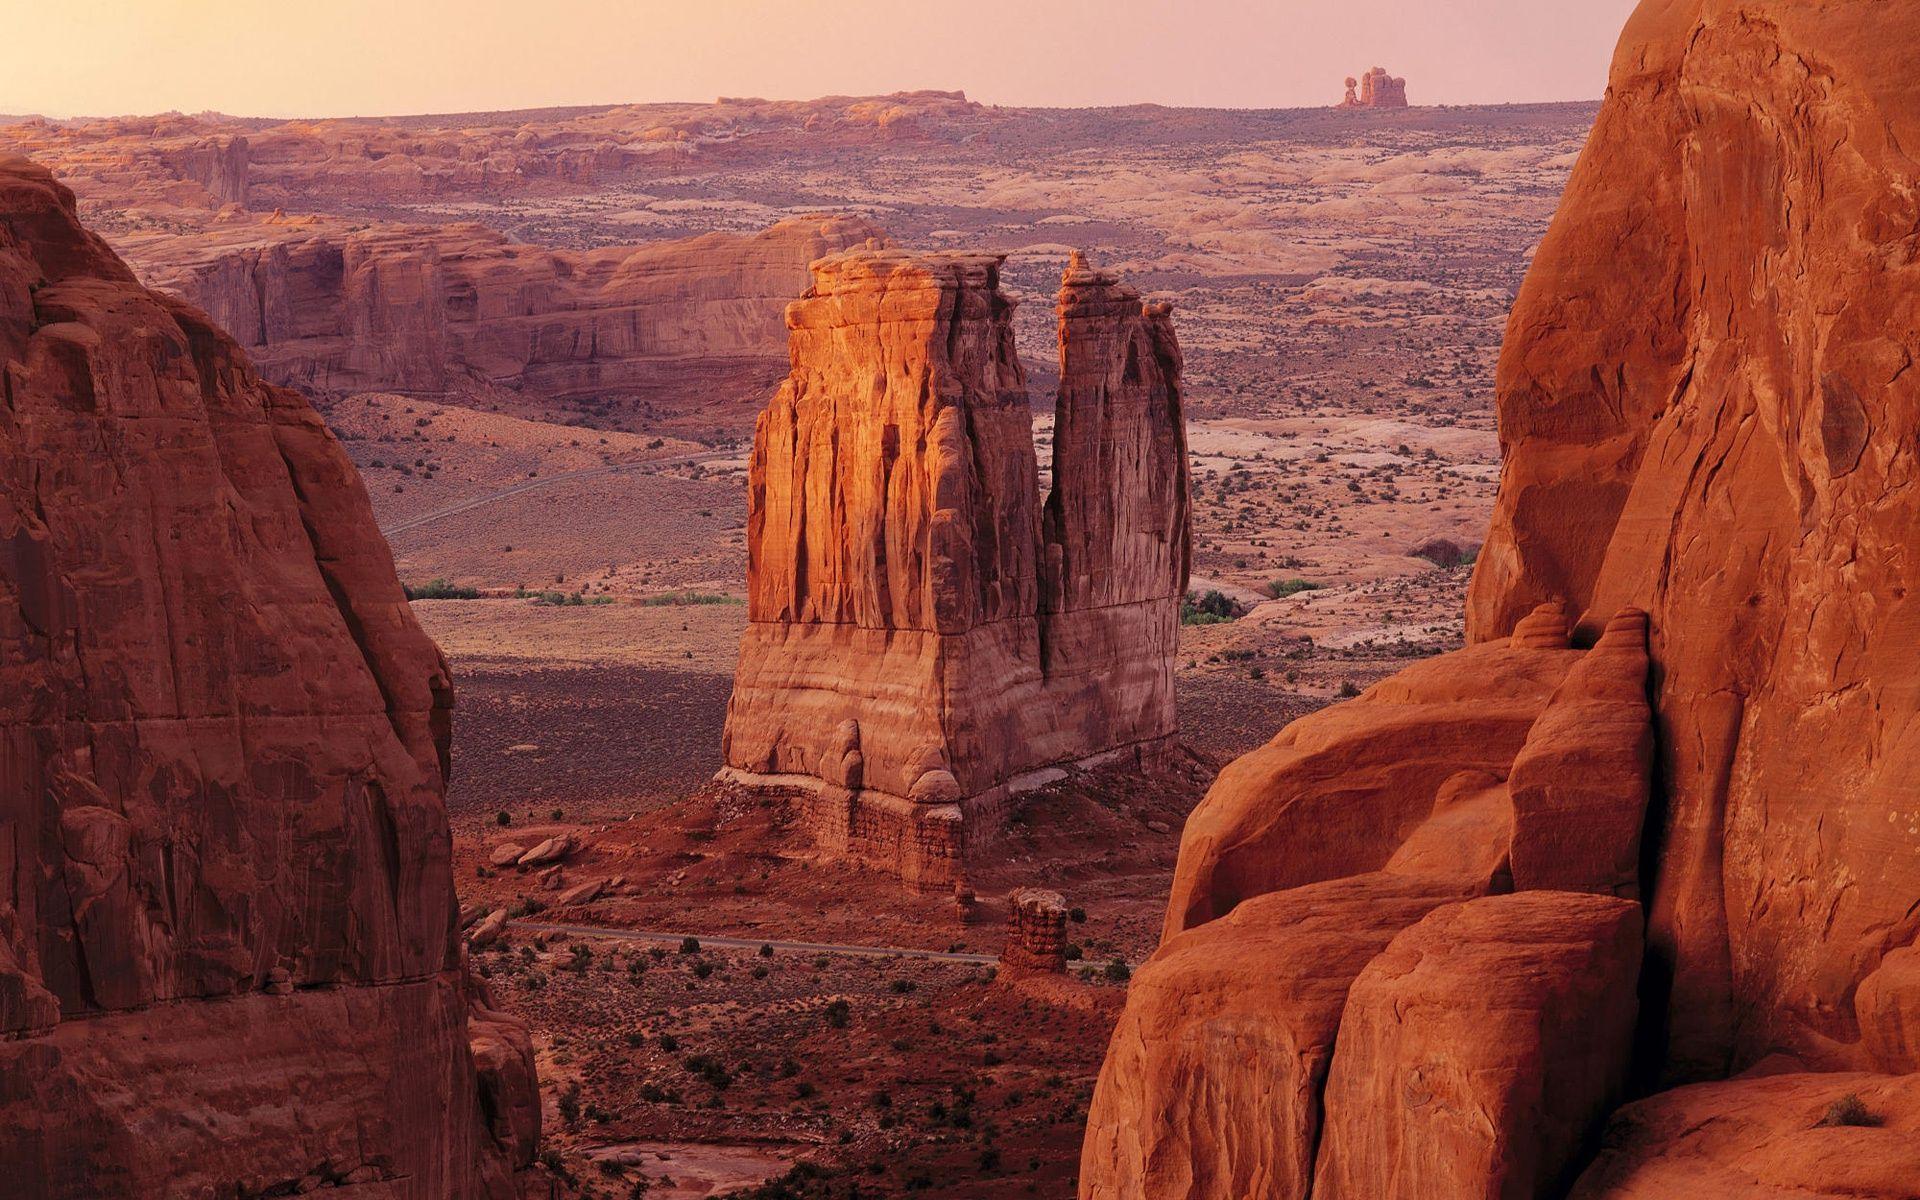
[130,212,881,410]
[721,249,1188,888]
[1082,2,1920,1197]
[0,158,536,1197]
[1467,0,1920,1083]
[0,116,250,210]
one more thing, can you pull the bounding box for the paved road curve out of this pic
[378,449,729,538]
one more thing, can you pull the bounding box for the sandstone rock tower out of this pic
[1338,67,1409,108]
[1082,1,1920,1197]
[0,159,538,1198]
[723,248,1189,889]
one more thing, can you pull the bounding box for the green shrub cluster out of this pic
[404,577,480,600]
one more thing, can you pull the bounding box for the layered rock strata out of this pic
[721,249,1189,888]
[0,158,537,1197]
[1082,2,1920,1197]
[1001,888,1071,976]
[129,212,882,409]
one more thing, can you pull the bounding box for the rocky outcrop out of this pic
[1001,889,1071,976]
[1466,0,1920,1081]
[1081,2,1920,1197]
[0,116,249,210]
[1083,607,1654,1200]
[1339,68,1410,109]
[1567,1072,1920,1199]
[126,211,882,410]
[0,93,994,214]
[722,249,1189,888]
[1083,874,1482,1200]
[1163,601,1584,937]
[1314,893,1643,1200]
[0,158,536,1197]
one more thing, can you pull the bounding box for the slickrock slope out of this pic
[121,211,882,407]
[1566,1072,1920,1199]
[0,159,536,1198]
[1467,0,1920,1081]
[1083,4,1920,1197]
[722,249,1189,888]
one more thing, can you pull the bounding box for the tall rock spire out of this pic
[723,248,1191,888]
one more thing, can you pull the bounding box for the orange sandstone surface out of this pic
[1079,2,1920,1198]
[721,249,1190,888]
[0,158,540,1199]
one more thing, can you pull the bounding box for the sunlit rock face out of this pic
[722,248,1190,889]
[1080,1,1920,1197]
[0,157,537,1199]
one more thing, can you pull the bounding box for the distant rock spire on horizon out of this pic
[1337,66,1409,109]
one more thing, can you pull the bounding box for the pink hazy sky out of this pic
[7,0,1640,119]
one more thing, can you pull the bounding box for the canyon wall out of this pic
[1082,1,1920,1196]
[129,213,882,408]
[1465,0,1920,1083]
[721,249,1189,888]
[0,158,537,1198]
[0,116,251,211]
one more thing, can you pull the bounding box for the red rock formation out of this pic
[1338,67,1410,109]
[1314,893,1643,1200]
[1567,1072,1920,1198]
[1162,602,1583,937]
[1082,3,1920,1197]
[0,116,249,210]
[1466,0,1920,1080]
[0,158,536,1197]
[1082,874,1481,1200]
[1083,608,1653,1200]
[122,212,882,411]
[1505,608,1655,898]
[722,249,1189,888]
[1001,888,1071,976]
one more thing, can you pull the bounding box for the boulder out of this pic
[1080,874,1480,1200]
[517,835,573,867]
[554,879,605,908]
[488,842,528,868]
[1314,893,1643,1200]
[468,910,509,950]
